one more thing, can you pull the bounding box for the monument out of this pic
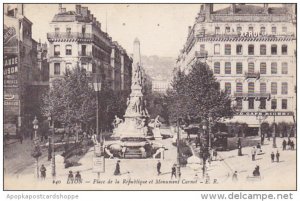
[105,38,164,158]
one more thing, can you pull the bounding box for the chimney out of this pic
[81,7,88,17]
[230,4,236,14]
[75,4,81,14]
[58,3,62,13]
[263,4,269,14]
[204,4,213,14]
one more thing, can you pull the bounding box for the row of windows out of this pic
[225,82,288,95]
[54,45,87,56]
[54,62,90,75]
[213,44,288,55]
[236,99,288,110]
[55,26,86,34]
[214,62,288,75]
[215,25,287,35]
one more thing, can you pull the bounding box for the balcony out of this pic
[234,92,271,100]
[195,51,208,58]
[244,71,260,79]
[47,32,92,41]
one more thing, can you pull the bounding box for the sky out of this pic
[23,4,281,58]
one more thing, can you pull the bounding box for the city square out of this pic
[3,3,297,190]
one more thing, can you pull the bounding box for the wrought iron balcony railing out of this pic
[47,32,92,40]
[244,71,260,79]
[234,92,271,100]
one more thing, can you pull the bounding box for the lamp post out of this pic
[32,116,41,178]
[201,118,208,177]
[93,76,103,179]
[256,110,267,145]
[48,115,56,178]
[176,118,181,179]
[272,104,277,148]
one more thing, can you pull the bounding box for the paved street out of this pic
[4,128,296,190]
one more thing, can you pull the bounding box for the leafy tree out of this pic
[167,60,235,124]
[42,66,96,131]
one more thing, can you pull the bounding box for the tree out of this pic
[42,67,96,131]
[167,60,235,124]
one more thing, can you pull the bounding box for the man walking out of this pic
[271,151,275,162]
[171,164,176,179]
[282,139,287,151]
[40,164,46,180]
[157,161,161,175]
[276,150,280,162]
[251,147,256,161]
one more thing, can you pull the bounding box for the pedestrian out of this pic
[287,138,291,150]
[171,164,176,179]
[205,173,210,184]
[282,139,287,151]
[67,171,74,183]
[114,160,121,175]
[251,146,256,161]
[276,150,280,162]
[253,165,260,177]
[40,164,46,180]
[232,171,238,182]
[213,149,218,161]
[19,134,23,144]
[271,151,275,162]
[157,160,161,175]
[237,138,242,156]
[75,171,82,183]
[290,140,295,150]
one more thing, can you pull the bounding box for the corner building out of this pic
[47,4,132,90]
[176,4,296,135]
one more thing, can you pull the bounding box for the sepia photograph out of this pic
[2,2,297,191]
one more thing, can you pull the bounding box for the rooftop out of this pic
[214,4,289,15]
[52,11,91,22]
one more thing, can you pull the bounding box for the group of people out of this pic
[67,170,82,183]
[282,138,295,151]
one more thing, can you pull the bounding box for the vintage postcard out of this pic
[3,3,297,191]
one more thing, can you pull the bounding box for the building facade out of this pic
[47,4,132,90]
[176,4,296,134]
[4,4,42,135]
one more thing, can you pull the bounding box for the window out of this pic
[282,99,287,109]
[236,99,243,110]
[82,63,88,71]
[260,26,266,35]
[248,98,254,109]
[225,44,231,55]
[214,62,220,74]
[248,44,254,55]
[65,63,72,73]
[248,82,255,93]
[260,99,266,109]
[282,26,287,33]
[225,82,231,94]
[271,45,277,55]
[54,45,60,56]
[236,82,243,93]
[248,26,254,32]
[260,82,266,93]
[248,62,255,73]
[55,27,59,35]
[65,45,72,55]
[214,44,220,54]
[225,62,231,74]
[281,45,288,55]
[81,45,86,56]
[281,62,288,74]
[260,44,266,55]
[271,82,277,95]
[271,62,277,74]
[225,26,230,33]
[215,27,220,34]
[271,26,277,35]
[237,26,242,34]
[236,62,243,74]
[66,27,71,35]
[54,63,60,75]
[236,44,242,55]
[282,82,288,95]
[260,62,267,74]
[271,99,277,110]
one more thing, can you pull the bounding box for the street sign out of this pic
[92,156,105,173]
[94,144,103,157]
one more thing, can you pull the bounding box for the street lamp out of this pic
[48,115,56,178]
[201,118,208,177]
[256,112,267,145]
[31,116,41,178]
[271,99,277,148]
[33,116,39,139]
[176,118,181,179]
